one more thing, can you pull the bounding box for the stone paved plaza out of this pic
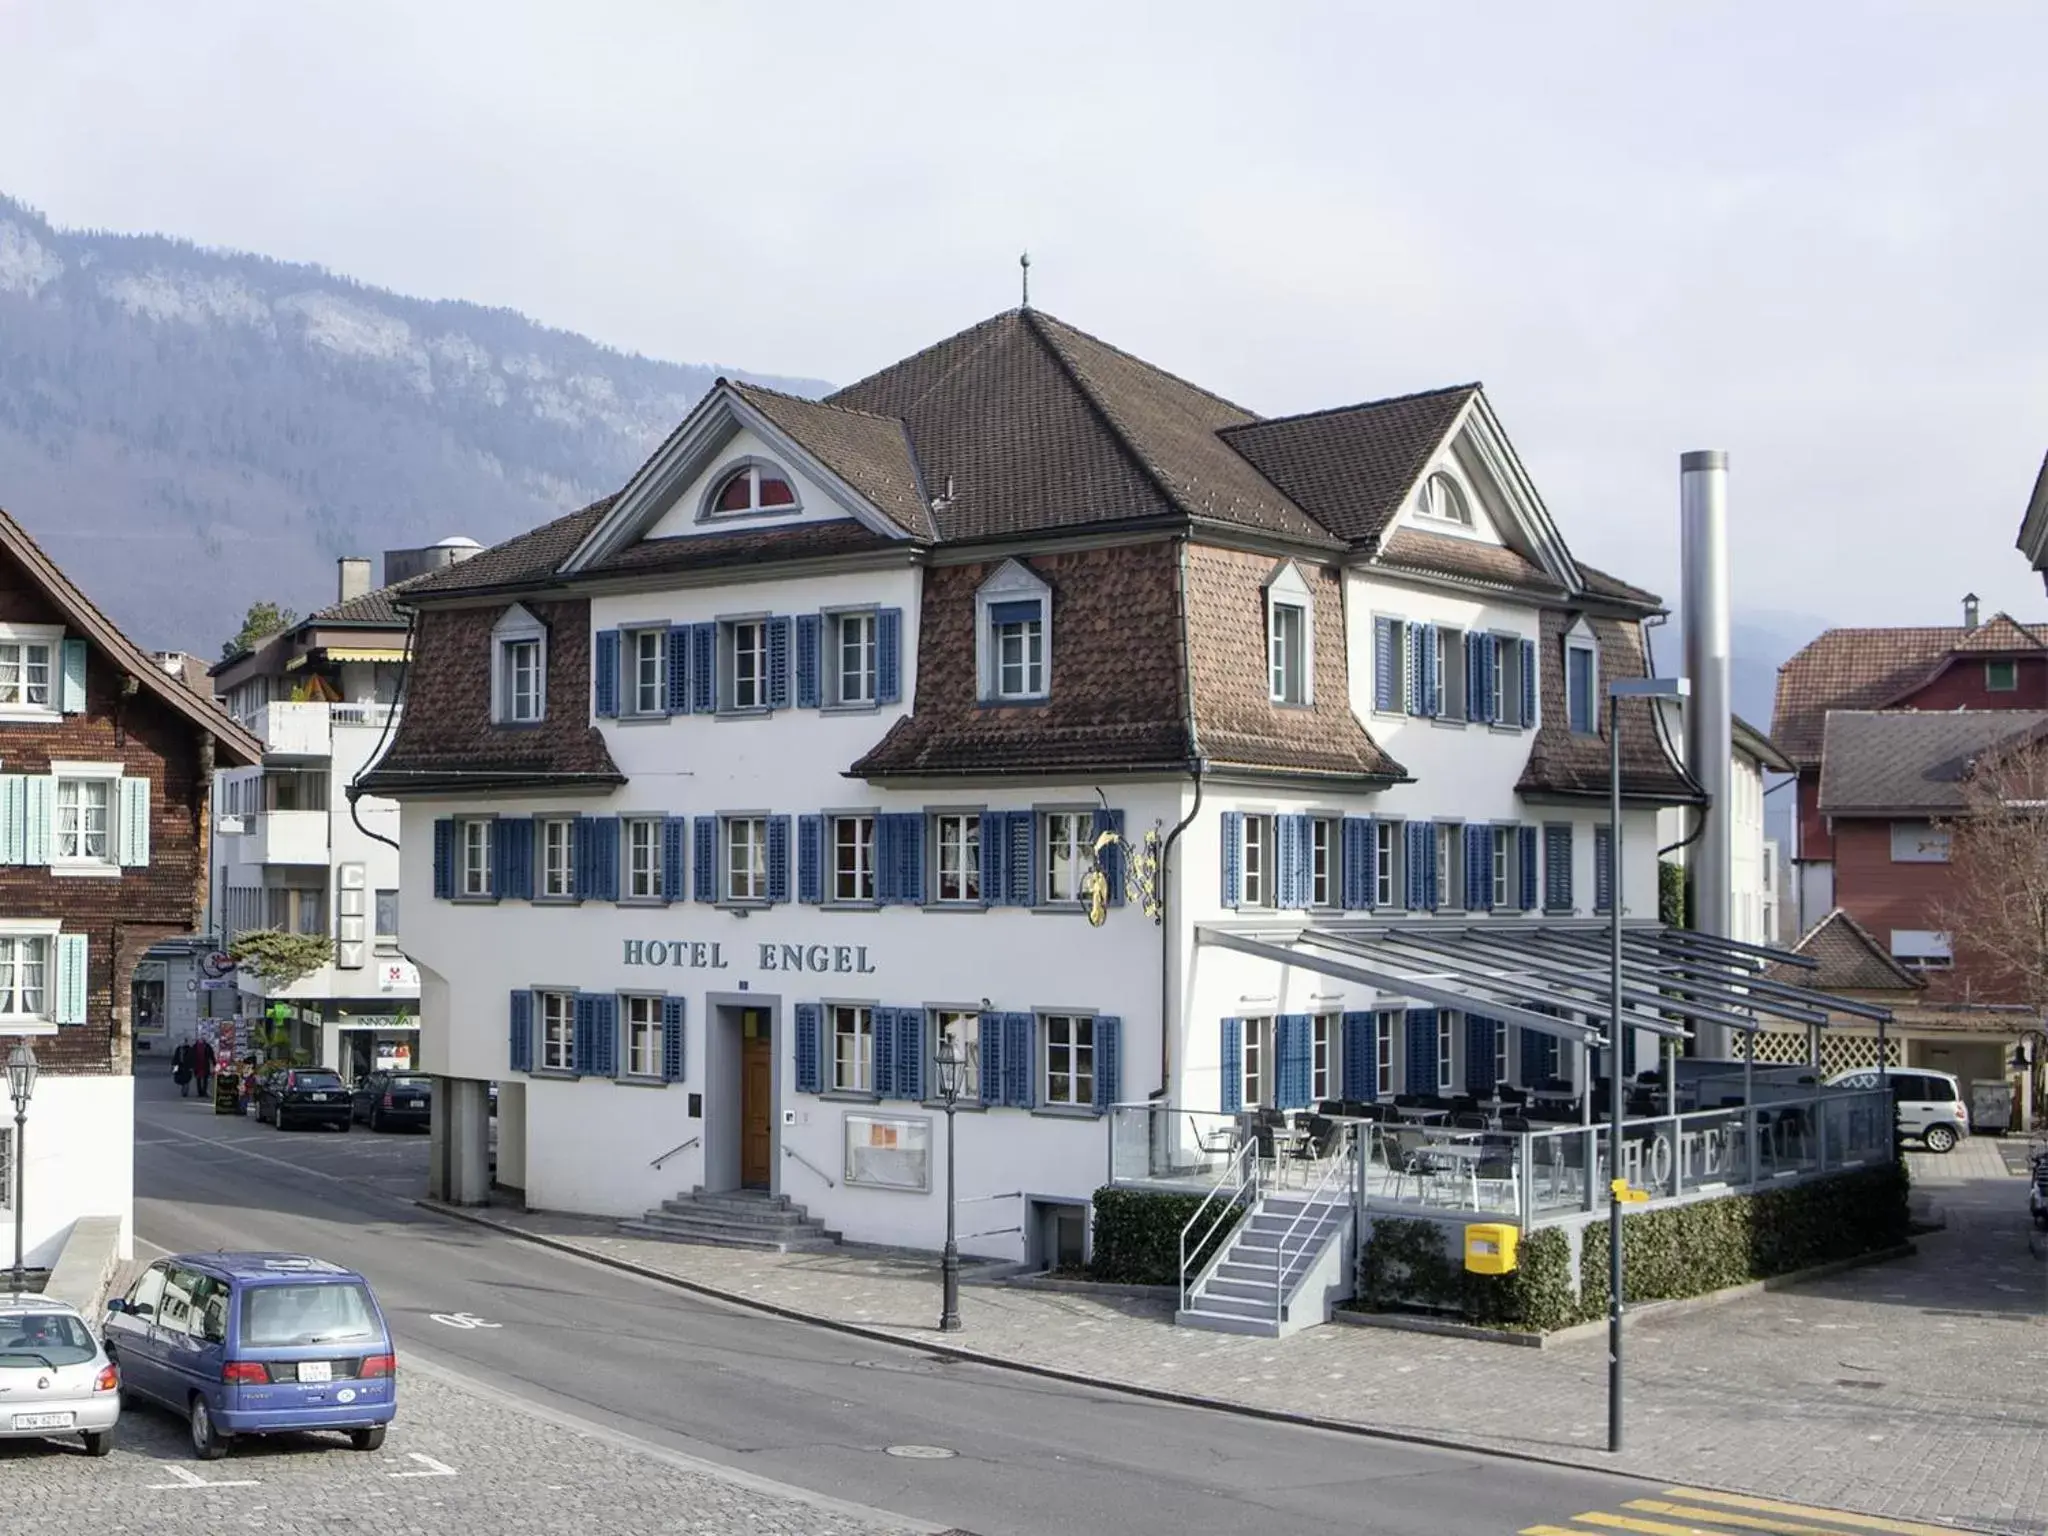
[436,1145,2048,1536]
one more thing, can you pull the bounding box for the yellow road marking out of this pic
[1573,1512,1727,1536]
[1519,1527,1590,1536]
[1629,1499,1943,1536]
[1663,1489,1968,1536]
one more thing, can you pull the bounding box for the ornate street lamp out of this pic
[8,1039,38,1292]
[934,1034,965,1333]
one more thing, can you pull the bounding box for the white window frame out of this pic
[1418,470,1473,527]
[831,1004,874,1093]
[1495,633,1525,726]
[1890,821,1952,863]
[490,606,547,725]
[1242,1016,1268,1110]
[975,560,1052,704]
[698,458,802,521]
[623,994,663,1079]
[724,816,769,904]
[1493,1019,1509,1089]
[624,815,663,901]
[826,608,878,709]
[1376,1011,1396,1096]
[932,812,982,904]
[1043,1013,1096,1107]
[0,622,62,720]
[373,888,400,945]
[1491,825,1514,908]
[1436,822,1464,912]
[1374,820,1401,908]
[1437,1011,1456,1095]
[722,618,769,714]
[1311,1012,1337,1103]
[1042,809,1092,906]
[1263,561,1315,707]
[1986,659,2018,693]
[932,1008,981,1102]
[1241,814,1274,908]
[0,922,58,1027]
[1890,930,1954,971]
[1437,626,1467,722]
[832,814,877,904]
[1565,619,1600,737]
[624,627,666,717]
[51,762,121,872]
[538,990,575,1073]
[1309,816,1336,909]
[458,817,493,898]
[540,817,576,899]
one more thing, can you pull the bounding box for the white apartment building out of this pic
[1658,714,1791,945]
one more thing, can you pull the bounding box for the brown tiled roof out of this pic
[1576,562,1663,609]
[1182,545,1403,779]
[586,522,901,578]
[307,571,437,628]
[1516,611,1699,802]
[1731,713,1793,772]
[1217,385,1476,547]
[827,310,1336,548]
[1764,909,1924,993]
[1816,709,2048,813]
[403,497,619,598]
[1951,612,2043,654]
[852,543,1195,779]
[358,599,623,795]
[728,383,935,539]
[1374,528,1563,595]
[1771,620,2048,768]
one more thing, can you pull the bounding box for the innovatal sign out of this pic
[621,939,878,975]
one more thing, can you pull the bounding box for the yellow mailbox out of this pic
[1463,1222,1520,1275]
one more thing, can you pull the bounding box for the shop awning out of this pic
[323,647,406,663]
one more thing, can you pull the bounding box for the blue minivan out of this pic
[104,1253,397,1459]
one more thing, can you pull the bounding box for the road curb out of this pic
[414,1198,2010,1536]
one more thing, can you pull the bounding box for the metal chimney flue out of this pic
[1679,451,1733,965]
[1963,593,1980,631]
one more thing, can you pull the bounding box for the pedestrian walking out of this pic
[193,1036,215,1096]
[171,1041,194,1098]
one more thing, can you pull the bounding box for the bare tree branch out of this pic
[1932,739,2048,1010]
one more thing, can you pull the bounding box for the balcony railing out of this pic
[330,700,399,729]
[249,701,331,757]
[241,809,329,866]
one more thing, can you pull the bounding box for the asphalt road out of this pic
[131,1075,1656,1536]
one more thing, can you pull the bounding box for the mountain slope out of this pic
[0,195,825,654]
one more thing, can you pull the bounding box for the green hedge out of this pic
[1089,1187,1244,1287]
[1358,1162,1910,1332]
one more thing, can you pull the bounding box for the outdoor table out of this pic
[1395,1105,1450,1124]
[1418,1139,1487,1205]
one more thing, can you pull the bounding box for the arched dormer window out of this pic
[703,459,800,519]
[1418,471,1472,526]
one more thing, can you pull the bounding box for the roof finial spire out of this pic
[1019,250,1031,310]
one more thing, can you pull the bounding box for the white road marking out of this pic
[428,1311,503,1330]
[389,1451,458,1479]
[146,1463,260,1490]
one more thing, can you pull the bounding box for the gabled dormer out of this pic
[974,560,1051,704]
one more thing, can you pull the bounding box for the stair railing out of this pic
[1180,1134,1258,1313]
[649,1135,700,1170]
[783,1143,837,1188]
[1269,1127,1357,1327]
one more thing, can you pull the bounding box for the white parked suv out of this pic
[0,1292,121,1455]
[1827,1067,1969,1153]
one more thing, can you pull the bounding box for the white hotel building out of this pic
[363,308,1701,1264]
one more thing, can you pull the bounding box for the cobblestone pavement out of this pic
[0,1356,936,1536]
[434,1150,2048,1536]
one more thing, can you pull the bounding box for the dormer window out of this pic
[1263,560,1314,707]
[491,606,547,725]
[1419,471,1472,526]
[1565,620,1599,736]
[704,460,800,519]
[975,560,1052,704]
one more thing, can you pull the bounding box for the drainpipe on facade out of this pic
[1158,535,1207,1097]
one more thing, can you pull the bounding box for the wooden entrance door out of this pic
[741,1009,773,1189]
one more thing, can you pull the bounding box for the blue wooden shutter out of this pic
[1402,821,1423,910]
[1420,624,1441,716]
[885,812,925,904]
[662,817,688,903]
[661,997,686,1082]
[1595,825,1614,912]
[797,815,824,904]
[573,993,598,1077]
[1545,824,1573,910]
[980,812,1006,907]
[1274,814,1298,909]
[873,1006,899,1099]
[1467,1015,1498,1094]
[1487,635,1505,722]
[1518,826,1539,911]
[593,630,620,719]
[978,1011,1005,1103]
[118,777,150,867]
[1373,617,1398,711]
[767,816,791,904]
[1405,1009,1437,1096]
[1519,638,1537,727]
[665,627,692,714]
[692,817,718,903]
[1220,1017,1244,1113]
[876,607,903,705]
[1517,1027,1545,1086]
[1219,810,1243,909]
[1462,631,1481,719]
[1007,813,1035,907]
[795,614,821,708]
[589,816,619,901]
[495,817,534,900]
[1091,807,1124,906]
[794,1003,823,1093]
[509,991,534,1074]
[1093,1016,1121,1108]
[1003,1012,1036,1108]
[691,621,717,712]
[896,1008,926,1102]
[432,818,455,899]
[54,933,87,1024]
[1341,1012,1374,1099]
[58,638,87,713]
[1276,1014,1312,1109]
[1465,823,1490,911]
[1404,622,1424,714]
[1341,816,1372,910]
[767,617,792,710]
[593,993,619,1077]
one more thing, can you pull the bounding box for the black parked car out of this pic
[351,1072,433,1132]
[257,1068,353,1132]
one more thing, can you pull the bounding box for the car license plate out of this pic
[12,1411,75,1430]
[297,1361,332,1383]
[310,1093,329,1102]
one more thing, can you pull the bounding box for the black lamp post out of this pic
[935,1035,964,1333]
[8,1039,37,1293]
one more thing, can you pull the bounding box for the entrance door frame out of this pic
[704,991,780,1195]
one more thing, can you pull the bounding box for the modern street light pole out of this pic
[935,1036,964,1333]
[7,1039,39,1293]
[1605,676,1689,1455]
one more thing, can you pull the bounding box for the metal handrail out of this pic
[1180,1135,1257,1312]
[649,1136,699,1170]
[782,1144,836,1188]
[1269,1127,1357,1326]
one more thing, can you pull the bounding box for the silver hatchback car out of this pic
[0,1292,121,1455]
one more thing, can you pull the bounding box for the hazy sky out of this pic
[7,0,2046,638]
